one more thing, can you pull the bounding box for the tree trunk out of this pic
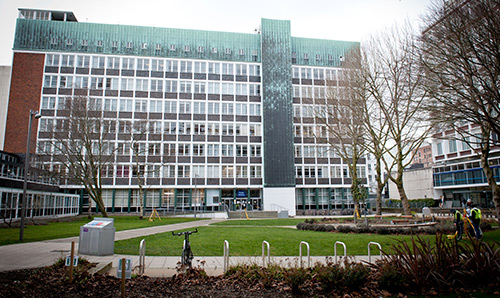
[375,158,383,215]
[479,139,500,225]
[394,166,411,215]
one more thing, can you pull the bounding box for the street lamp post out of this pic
[19,110,40,242]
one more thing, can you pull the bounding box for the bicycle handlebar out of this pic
[172,228,198,236]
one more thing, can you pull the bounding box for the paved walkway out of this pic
[0,218,383,277]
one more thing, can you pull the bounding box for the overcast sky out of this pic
[0,0,434,66]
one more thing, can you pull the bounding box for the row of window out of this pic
[98,164,263,179]
[46,54,261,75]
[41,97,262,115]
[292,67,342,80]
[43,75,262,95]
[38,140,262,158]
[296,165,367,179]
[39,119,263,137]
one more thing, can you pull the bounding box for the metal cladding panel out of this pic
[261,19,295,188]
[291,37,360,67]
[13,19,261,62]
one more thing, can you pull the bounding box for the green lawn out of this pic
[0,216,203,246]
[211,218,310,226]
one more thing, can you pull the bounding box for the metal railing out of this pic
[368,242,382,263]
[223,240,230,273]
[139,239,146,275]
[262,241,270,267]
[334,241,346,263]
[299,241,310,268]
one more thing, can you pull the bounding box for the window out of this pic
[250,166,262,178]
[150,79,163,92]
[208,82,220,94]
[301,68,312,79]
[135,100,148,112]
[106,78,119,90]
[178,122,191,134]
[76,56,90,68]
[208,62,220,74]
[92,56,105,68]
[236,64,247,75]
[178,144,190,156]
[179,81,192,93]
[449,139,457,153]
[313,68,324,80]
[207,165,220,178]
[179,101,191,114]
[249,104,261,116]
[180,61,192,73]
[164,122,176,134]
[222,166,234,178]
[235,84,247,96]
[236,166,248,178]
[194,62,206,73]
[136,79,149,91]
[249,124,261,136]
[222,63,233,75]
[318,166,328,178]
[74,76,88,88]
[121,78,134,90]
[222,144,234,156]
[177,165,190,178]
[104,98,118,111]
[152,59,164,71]
[194,82,205,94]
[222,123,234,135]
[437,143,443,155]
[250,145,261,157]
[166,60,178,72]
[222,83,234,94]
[90,77,104,89]
[357,165,366,178]
[149,100,163,113]
[193,102,205,114]
[46,54,59,66]
[330,166,341,178]
[249,84,260,96]
[44,75,58,88]
[236,145,248,157]
[120,99,133,112]
[208,102,220,114]
[207,123,220,135]
[192,144,205,156]
[162,165,175,178]
[59,76,73,88]
[235,103,247,115]
[165,80,177,93]
[207,144,219,156]
[164,101,177,113]
[192,165,205,178]
[61,55,74,67]
[107,57,120,69]
[193,122,206,134]
[137,58,150,70]
[122,58,135,70]
[41,97,56,110]
[222,103,234,115]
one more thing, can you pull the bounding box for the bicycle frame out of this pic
[173,229,198,268]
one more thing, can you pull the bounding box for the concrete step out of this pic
[227,211,278,219]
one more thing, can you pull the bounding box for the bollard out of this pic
[368,242,382,263]
[334,241,346,263]
[262,241,270,267]
[299,241,310,268]
[121,258,126,298]
[69,241,75,283]
[223,240,229,273]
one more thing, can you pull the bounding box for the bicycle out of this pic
[172,229,198,268]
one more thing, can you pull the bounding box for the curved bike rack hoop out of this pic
[262,241,270,267]
[223,240,230,273]
[299,241,310,268]
[368,241,382,263]
[139,239,146,275]
[334,241,346,263]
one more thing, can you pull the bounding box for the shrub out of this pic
[284,267,310,294]
[313,259,370,292]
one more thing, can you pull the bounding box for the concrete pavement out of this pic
[0,217,383,276]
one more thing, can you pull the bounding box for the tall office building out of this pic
[5,8,365,215]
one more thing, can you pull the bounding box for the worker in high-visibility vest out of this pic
[470,204,482,240]
[451,209,464,240]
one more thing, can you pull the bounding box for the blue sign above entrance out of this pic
[236,190,247,198]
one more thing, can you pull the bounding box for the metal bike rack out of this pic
[139,239,146,275]
[368,242,382,263]
[299,241,310,268]
[334,241,346,263]
[262,241,270,267]
[223,240,230,273]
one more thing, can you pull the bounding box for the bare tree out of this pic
[363,23,432,215]
[317,50,368,219]
[421,0,500,221]
[41,96,115,217]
